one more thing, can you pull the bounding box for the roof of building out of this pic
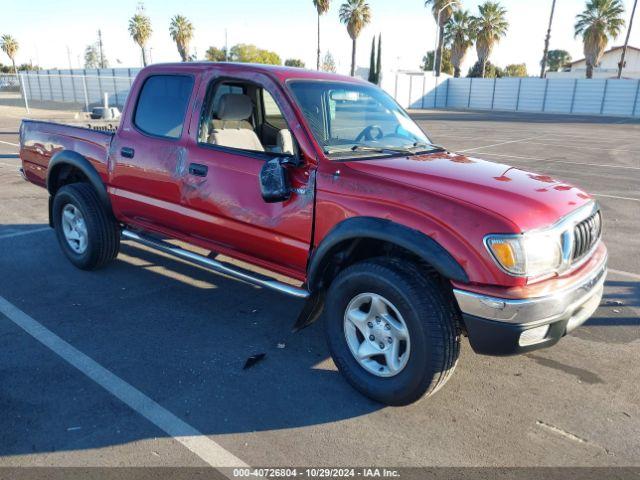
[569,45,640,65]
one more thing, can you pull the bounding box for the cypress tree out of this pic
[368,36,376,83]
[375,34,382,84]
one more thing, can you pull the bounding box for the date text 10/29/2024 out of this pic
[232,468,401,478]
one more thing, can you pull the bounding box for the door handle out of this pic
[188,163,208,177]
[121,147,135,159]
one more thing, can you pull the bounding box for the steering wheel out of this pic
[355,125,384,143]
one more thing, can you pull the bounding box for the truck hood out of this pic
[346,151,593,232]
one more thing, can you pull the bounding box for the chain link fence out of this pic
[393,73,640,118]
[0,69,140,114]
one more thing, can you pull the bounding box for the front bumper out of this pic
[453,253,607,355]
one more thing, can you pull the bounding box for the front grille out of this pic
[572,211,602,261]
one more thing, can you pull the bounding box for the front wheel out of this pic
[324,258,460,405]
[52,183,120,270]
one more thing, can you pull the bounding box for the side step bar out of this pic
[121,230,310,299]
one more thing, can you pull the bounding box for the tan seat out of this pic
[208,94,264,152]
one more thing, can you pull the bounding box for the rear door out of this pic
[108,71,198,235]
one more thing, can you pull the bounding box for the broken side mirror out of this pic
[259,157,291,203]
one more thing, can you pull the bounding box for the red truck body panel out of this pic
[19,62,599,290]
[20,121,112,188]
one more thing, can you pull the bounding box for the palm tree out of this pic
[444,10,474,78]
[425,0,461,76]
[575,0,625,78]
[169,15,194,62]
[129,9,153,66]
[539,0,557,77]
[472,1,509,78]
[339,0,372,76]
[0,35,19,75]
[313,0,331,70]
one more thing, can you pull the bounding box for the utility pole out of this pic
[66,46,73,71]
[98,29,105,68]
[225,29,229,61]
[618,0,638,79]
[540,0,557,78]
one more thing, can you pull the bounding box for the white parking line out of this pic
[465,151,640,170]
[0,227,51,240]
[0,295,249,469]
[457,136,543,153]
[593,193,640,202]
[0,139,19,147]
[609,269,640,280]
[522,140,640,154]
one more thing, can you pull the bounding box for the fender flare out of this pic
[307,217,469,291]
[47,150,112,214]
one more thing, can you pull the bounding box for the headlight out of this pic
[485,232,563,278]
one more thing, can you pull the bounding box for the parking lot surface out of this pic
[0,108,638,469]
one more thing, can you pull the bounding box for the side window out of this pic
[261,89,289,134]
[134,75,193,139]
[263,90,284,120]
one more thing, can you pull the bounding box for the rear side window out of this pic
[134,75,194,139]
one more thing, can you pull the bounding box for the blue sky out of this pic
[2,0,639,75]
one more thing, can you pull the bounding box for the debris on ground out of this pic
[605,300,624,306]
[277,342,286,349]
[243,353,266,370]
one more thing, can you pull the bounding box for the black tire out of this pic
[324,258,460,406]
[52,183,120,270]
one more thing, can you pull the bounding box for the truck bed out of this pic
[20,119,114,188]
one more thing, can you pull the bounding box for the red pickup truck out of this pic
[19,63,607,405]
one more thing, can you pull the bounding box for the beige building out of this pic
[547,45,640,79]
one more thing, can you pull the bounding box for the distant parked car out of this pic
[0,75,20,92]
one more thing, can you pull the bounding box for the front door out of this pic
[182,71,316,278]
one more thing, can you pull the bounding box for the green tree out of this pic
[575,0,625,78]
[445,9,475,78]
[504,63,527,77]
[84,44,100,69]
[0,35,19,75]
[321,51,337,72]
[545,49,572,71]
[205,46,227,62]
[468,60,504,78]
[128,6,153,67]
[472,1,509,78]
[229,44,281,65]
[425,0,461,76]
[285,58,305,67]
[421,49,453,75]
[313,0,331,70]
[339,0,372,76]
[169,14,194,62]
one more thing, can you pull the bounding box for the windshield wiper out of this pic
[411,142,446,153]
[324,145,416,156]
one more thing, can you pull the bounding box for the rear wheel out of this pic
[52,183,120,270]
[324,258,460,405]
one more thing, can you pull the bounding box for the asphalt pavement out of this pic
[0,108,638,471]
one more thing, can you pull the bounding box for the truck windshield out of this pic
[288,80,437,159]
